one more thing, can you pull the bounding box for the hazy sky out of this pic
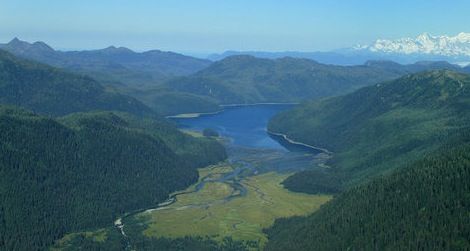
[1,0,469,54]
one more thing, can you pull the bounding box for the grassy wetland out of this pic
[132,163,331,248]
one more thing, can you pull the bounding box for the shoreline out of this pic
[220,102,299,107]
[166,102,298,119]
[165,110,224,119]
[267,130,332,155]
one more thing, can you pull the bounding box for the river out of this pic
[115,104,329,249]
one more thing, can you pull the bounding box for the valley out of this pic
[51,104,333,250]
[2,6,470,249]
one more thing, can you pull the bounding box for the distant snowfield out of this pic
[456,62,470,67]
[356,32,470,57]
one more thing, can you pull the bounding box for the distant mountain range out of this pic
[0,38,211,86]
[209,33,470,66]
[166,55,469,105]
[3,36,470,116]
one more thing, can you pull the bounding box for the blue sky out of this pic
[0,0,469,54]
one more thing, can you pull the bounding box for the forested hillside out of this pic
[0,106,226,251]
[130,89,222,116]
[265,142,470,250]
[0,50,152,116]
[60,111,227,167]
[269,70,470,191]
[166,55,464,104]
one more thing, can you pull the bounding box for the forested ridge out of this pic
[0,49,152,116]
[133,90,222,116]
[264,70,470,250]
[269,70,470,191]
[265,142,470,250]
[0,106,226,251]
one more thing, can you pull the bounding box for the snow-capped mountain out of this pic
[210,33,470,66]
[356,32,470,57]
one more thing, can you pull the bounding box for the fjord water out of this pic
[173,104,295,150]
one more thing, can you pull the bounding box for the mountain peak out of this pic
[7,37,29,47]
[10,37,20,43]
[4,38,54,53]
[417,32,431,40]
[456,32,470,41]
[101,46,133,53]
[32,41,54,52]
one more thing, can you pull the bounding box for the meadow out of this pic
[133,164,331,248]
